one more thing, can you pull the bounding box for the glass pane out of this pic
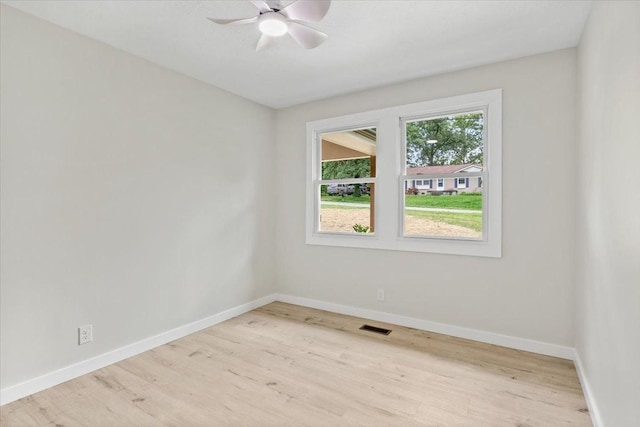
[405,112,483,174]
[404,180,482,239]
[320,182,373,233]
[321,127,376,180]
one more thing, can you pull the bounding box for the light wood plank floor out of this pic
[1,302,592,426]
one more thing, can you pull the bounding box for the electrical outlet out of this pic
[377,288,385,301]
[78,325,93,345]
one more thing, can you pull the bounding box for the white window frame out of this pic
[310,122,378,237]
[306,89,502,258]
[457,177,467,189]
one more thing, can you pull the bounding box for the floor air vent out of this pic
[359,324,391,335]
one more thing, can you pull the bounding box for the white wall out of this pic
[576,2,640,425]
[0,5,275,389]
[275,49,577,347]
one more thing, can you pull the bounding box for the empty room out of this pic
[1,1,638,426]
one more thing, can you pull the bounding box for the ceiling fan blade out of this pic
[256,33,277,51]
[280,0,331,22]
[287,21,327,49]
[207,15,258,25]
[250,0,272,13]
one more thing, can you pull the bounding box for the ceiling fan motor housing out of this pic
[258,12,288,37]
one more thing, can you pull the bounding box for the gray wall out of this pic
[576,2,640,425]
[0,5,276,388]
[275,49,577,347]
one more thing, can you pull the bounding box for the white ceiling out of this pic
[3,0,592,109]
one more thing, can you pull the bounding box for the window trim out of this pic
[306,89,502,258]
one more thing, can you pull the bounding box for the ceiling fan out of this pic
[208,0,331,50]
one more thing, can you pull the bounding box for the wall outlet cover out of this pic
[78,325,93,345]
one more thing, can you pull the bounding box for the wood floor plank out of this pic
[1,302,592,426]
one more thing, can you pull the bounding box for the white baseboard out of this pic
[274,294,575,360]
[0,294,277,406]
[1,293,579,408]
[573,350,603,427]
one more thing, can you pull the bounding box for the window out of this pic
[413,179,432,189]
[307,89,502,257]
[316,127,376,234]
[402,111,484,240]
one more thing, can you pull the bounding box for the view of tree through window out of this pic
[406,113,483,168]
[403,112,484,239]
[322,158,370,180]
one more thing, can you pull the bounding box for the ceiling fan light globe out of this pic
[259,13,288,37]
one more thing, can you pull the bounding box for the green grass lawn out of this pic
[321,194,371,203]
[405,193,482,210]
[321,193,482,210]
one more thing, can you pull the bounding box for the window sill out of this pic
[306,233,501,258]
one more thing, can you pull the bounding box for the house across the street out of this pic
[405,164,482,194]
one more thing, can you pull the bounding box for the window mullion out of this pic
[373,114,400,242]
